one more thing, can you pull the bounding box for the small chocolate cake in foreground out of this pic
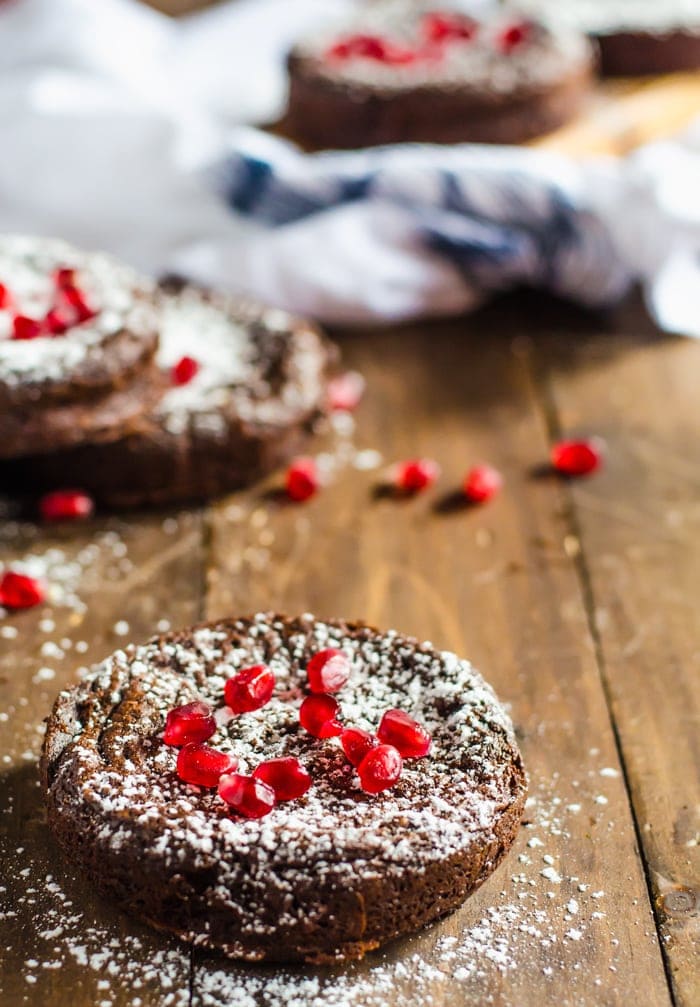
[42,613,527,963]
[285,2,594,148]
[12,285,332,507]
[0,235,162,458]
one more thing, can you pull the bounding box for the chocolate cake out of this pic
[41,613,527,963]
[10,284,332,507]
[284,2,594,149]
[519,0,700,76]
[0,235,162,459]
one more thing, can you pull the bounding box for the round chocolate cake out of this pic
[520,0,700,76]
[0,235,162,459]
[284,2,594,148]
[11,284,332,507]
[41,613,527,963]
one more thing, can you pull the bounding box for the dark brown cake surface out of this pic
[0,235,161,458]
[41,613,527,963]
[285,2,594,148]
[10,285,333,506]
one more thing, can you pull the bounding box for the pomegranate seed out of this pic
[163,701,216,747]
[172,355,199,386]
[299,693,343,738]
[327,34,416,65]
[218,772,276,819]
[357,744,403,794]
[44,309,69,335]
[224,664,275,715]
[377,708,432,758]
[463,464,503,504]
[253,757,312,801]
[12,315,43,340]
[551,439,602,477]
[498,21,530,53]
[0,283,12,309]
[341,726,379,767]
[59,285,96,323]
[306,648,350,694]
[285,457,319,502]
[39,489,94,522]
[176,743,238,788]
[54,267,76,289]
[393,458,440,493]
[0,571,46,610]
[327,371,365,412]
[422,12,477,43]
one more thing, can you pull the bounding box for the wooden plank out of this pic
[195,306,671,1005]
[535,293,700,1007]
[0,511,204,1006]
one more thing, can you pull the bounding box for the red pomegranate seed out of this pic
[341,726,379,767]
[422,12,477,43]
[172,355,199,386]
[463,464,503,504]
[393,458,440,493]
[54,267,76,289]
[306,648,350,694]
[357,744,403,794]
[285,457,319,502]
[224,664,275,715]
[498,21,530,53]
[218,772,276,819]
[327,371,365,412]
[299,693,343,738]
[177,743,238,788]
[44,309,69,335]
[0,283,12,309]
[551,439,603,477]
[253,757,312,801]
[59,285,96,323]
[327,34,416,65]
[0,571,46,610]
[377,708,432,758]
[12,315,43,340]
[39,489,94,522]
[163,701,216,747]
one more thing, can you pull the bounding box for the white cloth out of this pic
[0,0,699,333]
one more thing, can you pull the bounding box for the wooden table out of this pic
[1,292,698,1006]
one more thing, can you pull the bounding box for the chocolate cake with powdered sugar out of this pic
[41,613,526,963]
[11,284,332,507]
[284,2,594,148]
[0,236,163,459]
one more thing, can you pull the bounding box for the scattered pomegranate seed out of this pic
[54,267,77,289]
[176,743,238,788]
[224,664,275,715]
[327,34,416,65]
[39,489,95,522]
[59,285,96,324]
[306,648,350,694]
[551,439,602,477]
[393,458,440,493]
[253,757,312,801]
[218,772,276,819]
[299,693,343,738]
[357,744,403,794]
[0,571,46,610]
[327,371,365,412]
[0,283,12,310]
[498,21,530,52]
[172,355,199,386]
[341,726,379,767]
[162,701,216,747]
[377,708,432,758]
[44,309,69,335]
[463,464,503,504]
[12,315,43,340]
[285,457,319,502]
[422,12,477,43]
